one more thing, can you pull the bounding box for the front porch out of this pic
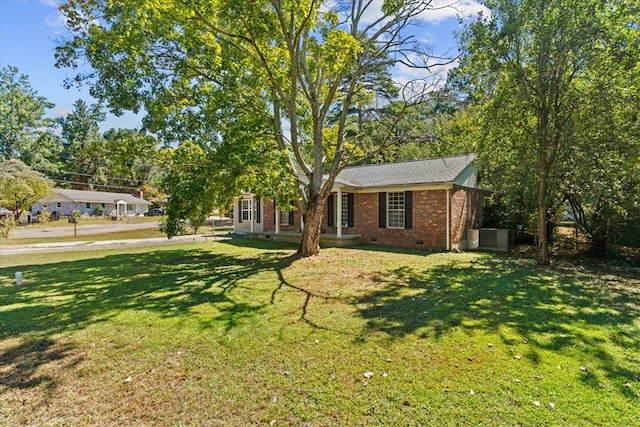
[247,231,362,248]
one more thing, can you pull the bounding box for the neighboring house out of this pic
[31,188,152,217]
[234,154,490,250]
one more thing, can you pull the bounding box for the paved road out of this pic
[10,220,161,239]
[0,234,229,256]
[0,218,236,258]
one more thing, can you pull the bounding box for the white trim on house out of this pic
[31,188,151,217]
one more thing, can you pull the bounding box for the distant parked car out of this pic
[144,208,165,216]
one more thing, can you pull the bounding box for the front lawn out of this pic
[0,240,638,425]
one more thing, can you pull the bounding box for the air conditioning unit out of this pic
[467,228,513,252]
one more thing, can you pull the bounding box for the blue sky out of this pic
[0,0,487,131]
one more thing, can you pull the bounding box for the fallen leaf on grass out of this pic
[579,366,589,372]
[514,355,522,360]
[363,371,374,379]
[549,402,556,409]
[469,389,475,395]
[533,401,540,407]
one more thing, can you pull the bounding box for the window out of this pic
[387,191,405,228]
[280,211,289,225]
[86,203,91,209]
[56,202,61,208]
[341,194,349,227]
[241,199,252,221]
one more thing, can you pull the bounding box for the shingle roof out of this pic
[51,189,151,205]
[335,154,475,188]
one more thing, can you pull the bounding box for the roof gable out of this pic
[336,154,476,188]
[49,189,151,205]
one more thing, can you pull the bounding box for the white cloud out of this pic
[419,1,491,24]
[39,0,60,7]
[338,0,489,26]
[55,107,72,118]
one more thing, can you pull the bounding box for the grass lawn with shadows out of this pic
[0,240,638,425]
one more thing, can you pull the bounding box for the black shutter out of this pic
[404,191,413,229]
[255,197,261,223]
[289,210,294,225]
[379,192,387,228]
[273,200,277,224]
[238,200,243,223]
[347,193,355,227]
[327,194,334,226]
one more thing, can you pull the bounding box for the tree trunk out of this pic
[537,112,551,266]
[297,194,326,258]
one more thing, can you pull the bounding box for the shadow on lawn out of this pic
[356,256,640,395]
[0,239,299,392]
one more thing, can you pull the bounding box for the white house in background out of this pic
[31,188,152,217]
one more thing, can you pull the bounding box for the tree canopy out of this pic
[56,0,443,256]
[0,159,52,220]
[0,66,60,173]
[453,0,640,263]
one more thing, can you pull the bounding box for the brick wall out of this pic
[263,200,302,232]
[263,188,484,250]
[450,186,484,247]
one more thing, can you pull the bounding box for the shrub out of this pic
[0,216,16,239]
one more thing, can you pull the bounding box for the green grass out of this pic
[0,240,638,425]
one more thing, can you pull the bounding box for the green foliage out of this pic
[56,0,438,256]
[0,66,60,173]
[454,0,640,259]
[55,99,106,189]
[160,142,216,238]
[0,159,52,220]
[38,207,51,223]
[69,209,80,224]
[0,215,15,239]
[94,205,105,217]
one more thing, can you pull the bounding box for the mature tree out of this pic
[454,0,638,264]
[100,128,162,192]
[0,66,60,173]
[56,99,106,190]
[0,159,52,220]
[56,0,441,257]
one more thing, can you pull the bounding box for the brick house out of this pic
[234,154,488,250]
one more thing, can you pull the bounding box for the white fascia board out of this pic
[336,183,455,193]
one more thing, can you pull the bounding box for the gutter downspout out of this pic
[446,187,451,251]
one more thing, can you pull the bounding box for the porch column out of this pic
[275,209,280,234]
[250,195,254,233]
[336,188,343,238]
[446,188,451,251]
